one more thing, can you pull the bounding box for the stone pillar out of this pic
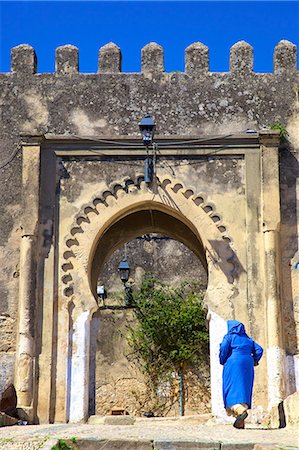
[69,310,92,422]
[291,251,299,390]
[260,131,285,409]
[54,300,72,423]
[15,235,36,406]
[15,137,42,418]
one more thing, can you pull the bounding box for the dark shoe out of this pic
[233,411,248,429]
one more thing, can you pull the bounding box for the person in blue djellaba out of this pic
[219,320,263,429]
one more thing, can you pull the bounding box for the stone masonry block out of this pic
[253,446,281,450]
[185,42,209,74]
[274,40,297,75]
[221,445,255,450]
[11,44,37,74]
[0,354,15,395]
[0,411,18,427]
[103,415,136,425]
[154,441,220,449]
[55,45,79,75]
[230,41,253,74]
[98,42,122,73]
[142,42,164,73]
[284,390,299,429]
[75,439,152,450]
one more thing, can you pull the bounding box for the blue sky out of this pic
[0,1,298,73]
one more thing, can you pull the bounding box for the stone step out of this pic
[41,438,282,450]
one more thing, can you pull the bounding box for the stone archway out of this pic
[57,175,239,422]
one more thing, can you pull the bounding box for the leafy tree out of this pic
[127,275,209,415]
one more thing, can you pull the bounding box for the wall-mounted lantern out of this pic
[139,114,156,184]
[139,114,156,146]
[118,258,134,307]
[118,258,130,284]
[96,284,107,306]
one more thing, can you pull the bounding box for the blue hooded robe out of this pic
[219,320,263,408]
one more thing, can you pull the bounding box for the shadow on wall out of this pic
[207,240,245,284]
[156,179,246,284]
[279,148,299,380]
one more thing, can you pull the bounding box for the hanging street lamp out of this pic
[118,258,134,307]
[118,258,130,284]
[138,114,156,184]
[139,114,156,146]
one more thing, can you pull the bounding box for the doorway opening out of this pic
[88,206,210,417]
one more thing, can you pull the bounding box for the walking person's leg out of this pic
[232,403,248,428]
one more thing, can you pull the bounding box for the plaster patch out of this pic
[70,109,107,135]
[287,112,299,148]
[200,119,254,136]
[21,91,49,132]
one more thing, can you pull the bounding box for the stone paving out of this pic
[0,418,298,450]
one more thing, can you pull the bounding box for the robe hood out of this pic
[227,320,247,336]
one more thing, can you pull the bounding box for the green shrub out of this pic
[270,122,288,143]
[127,275,209,414]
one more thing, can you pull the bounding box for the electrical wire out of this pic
[1,132,296,171]
[72,132,247,147]
[0,128,259,169]
[0,146,20,170]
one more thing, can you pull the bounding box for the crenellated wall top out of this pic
[6,40,298,75]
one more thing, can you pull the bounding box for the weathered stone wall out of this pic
[99,235,208,293]
[0,40,298,419]
[90,309,210,417]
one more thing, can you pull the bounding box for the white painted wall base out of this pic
[208,309,227,420]
[69,311,91,422]
[285,354,297,396]
[293,354,299,391]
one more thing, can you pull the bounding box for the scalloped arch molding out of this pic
[61,175,238,312]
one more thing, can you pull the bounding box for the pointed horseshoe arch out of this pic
[61,176,237,305]
[58,175,241,422]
